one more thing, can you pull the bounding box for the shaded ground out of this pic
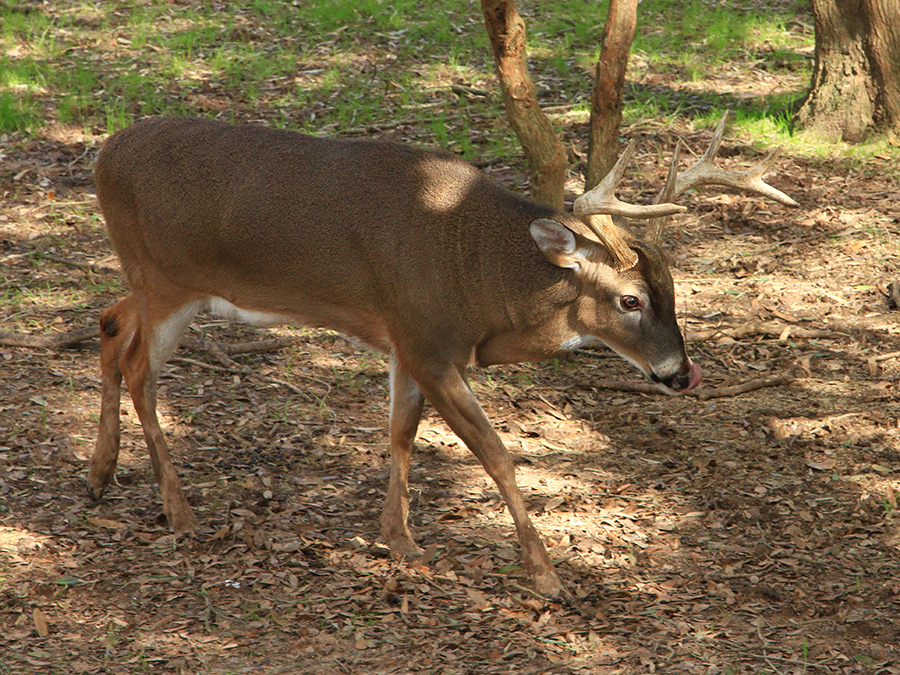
[1,3,899,670]
[2,121,899,675]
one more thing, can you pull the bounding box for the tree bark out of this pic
[795,0,900,141]
[481,0,568,208]
[863,0,900,132]
[585,0,638,190]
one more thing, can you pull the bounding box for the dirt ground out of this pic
[1,118,900,675]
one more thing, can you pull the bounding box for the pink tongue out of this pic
[685,362,702,391]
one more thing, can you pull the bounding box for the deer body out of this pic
[91,117,703,597]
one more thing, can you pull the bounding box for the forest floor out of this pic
[2,12,900,674]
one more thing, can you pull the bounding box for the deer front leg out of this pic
[411,362,563,598]
[117,302,201,534]
[380,354,426,557]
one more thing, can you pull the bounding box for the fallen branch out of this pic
[0,329,299,356]
[181,335,299,356]
[687,321,844,343]
[0,327,99,349]
[692,375,793,400]
[582,374,793,399]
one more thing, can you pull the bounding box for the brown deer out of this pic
[88,112,795,597]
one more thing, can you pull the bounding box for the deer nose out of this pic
[656,361,702,392]
[672,373,692,390]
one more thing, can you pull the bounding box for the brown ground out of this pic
[2,120,900,675]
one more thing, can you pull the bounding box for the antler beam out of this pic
[574,141,686,270]
[574,142,688,220]
[649,111,799,245]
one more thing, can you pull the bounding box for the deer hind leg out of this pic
[410,361,563,598]
[380,353,426,557]
[88,297,139,500]
[91,296,201,533]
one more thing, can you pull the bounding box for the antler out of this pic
[649,111,799,245]
[574,141,686,270]
[574,111,798,265]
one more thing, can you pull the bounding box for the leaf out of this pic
[32,608,49,638]
[497,564,523,574]
[86,516,129,529]
[465,588,490,610]
[543,495,565,512]
[867,358,879,377]
[806,459,836,471]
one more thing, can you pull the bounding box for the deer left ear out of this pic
[530,219,583,270]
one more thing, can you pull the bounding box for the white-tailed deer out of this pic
[89,113,795,597]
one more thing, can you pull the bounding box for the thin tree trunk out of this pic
[481,0,567,208]
[586,0,638,190]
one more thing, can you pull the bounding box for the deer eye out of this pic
[620,295,642,311]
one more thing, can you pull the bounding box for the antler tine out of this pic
[648,139,682,245]
[574,140,686,270]
[673,112,800,207]
[574,141,687,221]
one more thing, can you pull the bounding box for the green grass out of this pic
[1,0,872,162]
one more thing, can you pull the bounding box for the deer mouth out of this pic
[654,361,702,393]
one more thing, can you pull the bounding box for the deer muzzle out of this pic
[655,360,702,392]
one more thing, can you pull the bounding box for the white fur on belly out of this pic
[206,297,290,327]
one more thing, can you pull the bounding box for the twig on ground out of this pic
[169,356,328,400]
[735,649,839,669]
[169,356,235,373]
[0,0,38,11]
[867,349,900,362]
[585,379,679,396]
[41,254,118,276]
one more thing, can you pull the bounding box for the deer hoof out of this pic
[532,570,565,600]
[165,508,199,536]
[86,481,106,502]
[386,536,424,559]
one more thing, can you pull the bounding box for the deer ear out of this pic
[530,219,583,270]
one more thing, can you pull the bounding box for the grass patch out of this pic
[0,0,826,158]
[0,90,38,132]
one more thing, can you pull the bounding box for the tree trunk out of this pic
[481,0,567,208]
[585,0,638,190]
[863,0,900,133]
[795,0,900,142]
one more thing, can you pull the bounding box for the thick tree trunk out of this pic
[863,0,900,132]
[796,0,900,141]
[481,0,567,208]
[585,0,638,190]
